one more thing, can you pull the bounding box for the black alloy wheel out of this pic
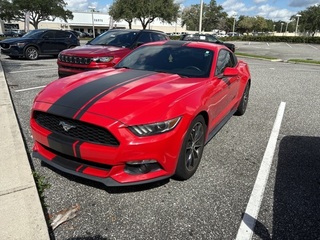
[174,115,206,180]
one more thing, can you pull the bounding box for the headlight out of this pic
[13,42,26,48]
[129,117,181,136]
[92,56,113,63]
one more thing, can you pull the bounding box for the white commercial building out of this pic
[1,12,186,35]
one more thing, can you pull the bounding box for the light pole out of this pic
[295,14,301,35]
[285,21,290,34]
[232,14,237,36]
[280,22,284,33]
[199,0,203,33]
[88,6,96,38]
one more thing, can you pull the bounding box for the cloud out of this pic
[254,0,268,3]
[257,4,296,21]
[65,0,109,13]
[289,0,319,7]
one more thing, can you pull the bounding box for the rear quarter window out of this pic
[55,31,73,38]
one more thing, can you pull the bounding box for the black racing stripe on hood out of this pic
[74,70,155,120]
[47,70,154,119]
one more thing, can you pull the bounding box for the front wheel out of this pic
[174,115,207,180]
[25,46,39,60]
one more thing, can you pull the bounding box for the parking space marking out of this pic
[9,68,56,74]
[308,44,319,50]
[286,43,292,48]
[15,85,46,92]
[236,101,286,240]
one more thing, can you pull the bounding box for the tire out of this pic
[174,115,207,180]
[25,46,39,60]
[235,81,250,116]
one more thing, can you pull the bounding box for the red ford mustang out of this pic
[30,40,251,186]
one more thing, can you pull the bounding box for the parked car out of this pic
[0,29,80,60]
[180,33,235,52]
[227,32,242,37]
[57,29,170,78]
[3,30,26,37]
[30,40,251,186]
[67,30,87,38]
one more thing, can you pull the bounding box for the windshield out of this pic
[22,30,45,38]
[88,30,138,48]
[116,45,213,78]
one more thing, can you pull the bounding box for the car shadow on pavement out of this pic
[254,135,320,239]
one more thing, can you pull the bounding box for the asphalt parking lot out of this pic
[1,42,320,240]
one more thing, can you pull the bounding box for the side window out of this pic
[151,33,167,41]
[137,32,152,44]
[206,35,217,43]
[42,31,55,39]
[215,49,236,75]
[55,31,71,39]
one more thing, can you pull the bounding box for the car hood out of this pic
[34,68,202,125]
[60,44,131,56]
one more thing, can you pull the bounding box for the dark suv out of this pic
[180,33,235,52]
[0,29,80,60]
[57,29,169,78]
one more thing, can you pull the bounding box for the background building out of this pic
[0,12,187,35]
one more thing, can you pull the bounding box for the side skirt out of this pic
[205,109,236,145]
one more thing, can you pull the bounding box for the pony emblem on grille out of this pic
[59,121,76,132]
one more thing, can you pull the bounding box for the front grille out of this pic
[0,43,10,49]
[34,111,119,146]
[59,54,92,65]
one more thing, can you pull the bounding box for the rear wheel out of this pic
[235,82,250,116]
[25,46,39,60]
[174,115,206,180]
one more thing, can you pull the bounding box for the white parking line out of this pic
[15,85,46,92]
[9,68,56,74]
[286,43,292,48]
[308,44,318,50]
[236,101,286,240]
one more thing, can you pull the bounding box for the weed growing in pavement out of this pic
[32,171,51,208]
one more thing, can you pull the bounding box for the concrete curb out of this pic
[0,60,50,239]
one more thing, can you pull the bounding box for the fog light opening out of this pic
[125,160,161,175]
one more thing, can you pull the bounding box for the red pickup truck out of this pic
[57,29,169,78]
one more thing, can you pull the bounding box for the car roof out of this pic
[107,29,166,34]
[142,40,228,51]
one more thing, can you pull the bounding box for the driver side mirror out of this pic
[223,67,238,76]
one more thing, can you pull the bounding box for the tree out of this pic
[110,0,179,30]
[181,0,227,32]
[0,0,18,22]
[109,0,135,29]
[294,5,320,36]
[1,0,73,29]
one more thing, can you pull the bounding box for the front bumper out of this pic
[31,109,185,186]
[1,46,23,57]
